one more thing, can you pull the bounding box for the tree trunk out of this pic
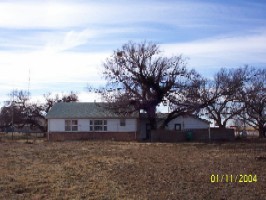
[216,120,226,129]
[219,124,227,129]
[147,105,157,130]
[258,124,265,138]
[149,117,157,130]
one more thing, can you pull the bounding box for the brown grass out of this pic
[0,139,265,200]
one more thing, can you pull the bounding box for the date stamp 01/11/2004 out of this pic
[210,174,258,183]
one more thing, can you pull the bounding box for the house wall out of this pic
[107,119,137,132]
[139,116,209,140]
[48,132,136,141]
[48,118,137,132]
[166,116,209,130]
[49,119,65,132]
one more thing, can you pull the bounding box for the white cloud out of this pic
[1,30,266,103]
[162,31,266,69]
[0,0,266,105]
[30,91,101,104]
[0,1,85,29]
[0,49,109,102]
[0,1,228,29]
[78,91,102,102]
[43,29,97,52]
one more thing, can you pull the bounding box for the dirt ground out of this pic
[0,139,265,200]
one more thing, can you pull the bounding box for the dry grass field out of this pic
[0,139,265,200]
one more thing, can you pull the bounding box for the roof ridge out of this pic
[46,101,138,119]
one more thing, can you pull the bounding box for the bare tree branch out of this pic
[98,41,206,130]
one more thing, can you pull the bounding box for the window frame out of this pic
[175,124,181,131]
[120,118,126,126]
[89,119,107,132]
[65,119,78,132]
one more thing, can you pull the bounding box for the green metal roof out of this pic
[46,102,139,119]
[140,113,210,124]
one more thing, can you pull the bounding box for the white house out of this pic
[139,113,210,139]
[46,102,210,141]
[46,102,139,141]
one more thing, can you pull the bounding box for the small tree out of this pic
[30,91,79,131]
[0,90,29,129]
[42,91,79,114]
[0,91,79,133]
[100,41,205,130]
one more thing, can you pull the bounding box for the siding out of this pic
[166,116,209,130]
[49,119,65,132]
[139,116,209,139]
[107,119,137,132]
[48,118,137,132]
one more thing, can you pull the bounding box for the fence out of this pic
[0,132,45,141]
[150,128,235,142]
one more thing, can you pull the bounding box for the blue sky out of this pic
[0,0,266,104]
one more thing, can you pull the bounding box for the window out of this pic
[175,124,181,131]
[65,120,78,131]
[90,120,107,131]
[120,119,126,126]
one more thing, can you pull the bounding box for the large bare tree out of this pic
[199,67,247,128]
[100,41,205,130]
[239,67,266,138]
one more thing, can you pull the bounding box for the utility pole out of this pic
[12,90,14,140]
[26,68,31,142]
